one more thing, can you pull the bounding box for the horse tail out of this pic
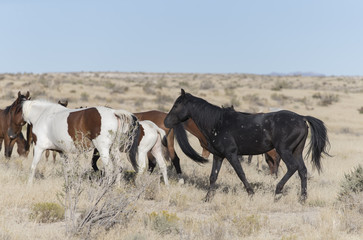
[304,116,331,173]
[114,111,140,172]
[127,115,140,172]
[174,123,208,164]
[26,123,33,151]
[159,128,169,147]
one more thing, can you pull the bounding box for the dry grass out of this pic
[0,72,362,239]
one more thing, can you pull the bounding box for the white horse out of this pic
[13,99,140,185]
[138,120,169,185]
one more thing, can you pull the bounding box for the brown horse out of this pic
[0,92,31,158]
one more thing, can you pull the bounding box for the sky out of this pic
[1,0,363,76]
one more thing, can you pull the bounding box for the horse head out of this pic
[8,91,30,139]
[164,89,190,128]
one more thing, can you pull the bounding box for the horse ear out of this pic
[181,89,185,96]
[18,91,21,98]
[25,91,30,99]
[64,100,68,107]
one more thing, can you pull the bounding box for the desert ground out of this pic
[0,72,362,240]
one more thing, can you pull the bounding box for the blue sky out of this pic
[1,0,363,75]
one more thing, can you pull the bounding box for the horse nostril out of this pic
[7,129,18,139]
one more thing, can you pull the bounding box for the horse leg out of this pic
[95,147,114,178]
[201,147,210,159]
[28,146,44,185]
[274,151,298,200]
[137,149,148,174]
[147,152,156,173]
[91,148,100,172]
[4,137,16,158]
[0,138,3,152]
[247,155,253,164]
[151,135,169,185]
[297,156,308,203]
[256,154,263,172]
[45,150,50,161]
[226,152,254,196]
[205,155,223,202]
[52,150,57,163]
[265,152,277,177]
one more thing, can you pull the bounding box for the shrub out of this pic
[29,202,65,223]
[337,165,363,202]
[271,80,291,91]
[358,107,363,114]
[81,92,89,101]
[312,92,340,106]
[199,80,215,90]
[143,82,156,95]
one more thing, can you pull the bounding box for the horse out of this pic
[164,89,330,202]
[9,96,140,185]
[0,92,31,158]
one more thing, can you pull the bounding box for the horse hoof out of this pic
[178,178,185,185]
[274,193,283,202]
[299,195,307,204]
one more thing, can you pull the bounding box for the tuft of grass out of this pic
[145,211,180,235]
[29,202,65,223]
[357,106,363,114]
[232,214,266,237]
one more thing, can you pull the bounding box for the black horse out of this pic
[164,89,330,202]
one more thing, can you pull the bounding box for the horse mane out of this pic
[4,105,12,114]
[184,93,227,131]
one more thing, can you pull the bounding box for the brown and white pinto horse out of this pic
[0,92,30,158]
[10,98,140,184]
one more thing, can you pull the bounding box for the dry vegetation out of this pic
[0,72,362,239]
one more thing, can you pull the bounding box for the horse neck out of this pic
[186,98,223,137]
[23,101,63,124]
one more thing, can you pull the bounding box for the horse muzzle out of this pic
[7,128,18,140]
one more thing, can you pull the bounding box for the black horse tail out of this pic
[127,115,140,172]
[26,123,33,151]
[174,123,208,164]
[304,116,331,173]
[161,129,169,147]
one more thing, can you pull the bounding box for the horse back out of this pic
[67,108,102,143]
[134,110,168,132]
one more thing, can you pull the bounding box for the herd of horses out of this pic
[2,89,330,203]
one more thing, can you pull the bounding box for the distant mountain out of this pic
[268,71,325,77]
